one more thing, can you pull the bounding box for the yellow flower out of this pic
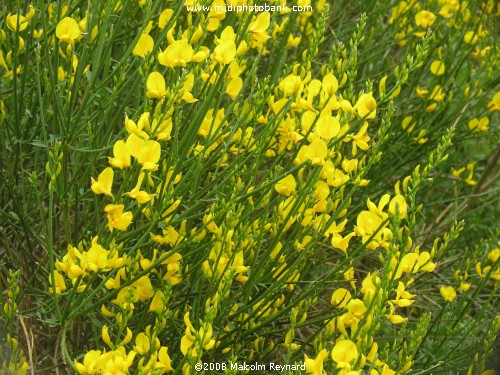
[49,271,67,294]
[232,251,249,282]
[136,111,151,133]
[133,34,154,57]
[459,282,471,292]
[487,92,500,111]
[472,46,491,61]
[203,213,220,234]
[388,195,407,219]
[355,210,384,236]
[346,299,367,320]
[415,10,436,28]
[386,314,407,324]
[464,163,476,186]
[305,79,321,102]
[126,173,154,203]
[430,60,445,75]
[275,174,297,196]
[316,115,340,140]
[331,288,351,308]
[400,253,418,275]
[212,41,237,65]
[284,329,301,351]
[322,73,338,96]
[6,14,29,32]
[416,86,428,98]
[134,332,151,355]
[102,325,113,347]
[350,121,370,153]
[321,161,348,187]
[6,6,34,32]
[361,272,381,304]
[152,117,173,140]
[208,0,226,21]
[226,76,243,99]
[126,133,146,158]
[451,166,465,180]
[305,349,328,375]
[137,140,161,171]
[463,31,478,44]
[149,290,165,313]
[57,66,66,82]
[158,39,194,67]
[198,108,225,137]
[74,350,102,374]
[180,327,195,357]
[429,85,444,102]
[56,17,81,44]
[105,204,133,232]
[468,117,489,132]
[488,248,500,263]
[331,232,355,253]
[331,340,358,369]
[133,276,155,301]
[305,138,328,165]
[401,116,416,133]
[146,72,167,100]
[180,73,198,103]
[91,167,113,197]
[249,12,271,45]
[417,251,436,272]
[440,286,457,302]
[84,238,110,272]
[113,287,139,309]
[391,282,415,307]
[97,347,136,374]
[108,140,131,169]
[279,74,302,96]
[356,93,377,119]
[180,312,216,356]
[313,180,329,201]
[452,163,476,185]
[162,252,183,285]
[153,224,179,243]
[159,9,174,29]
[124,113,149,139]
[155,347,173,372]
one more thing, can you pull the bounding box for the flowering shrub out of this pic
[0,0,498,374]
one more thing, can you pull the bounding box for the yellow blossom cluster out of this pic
[1,0,498,374]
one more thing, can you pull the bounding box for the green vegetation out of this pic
[1,0,498,374]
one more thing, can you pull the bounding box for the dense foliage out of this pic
[1,0,499,374]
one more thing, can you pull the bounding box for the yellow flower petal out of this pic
[316,115,340,140]
[146,71,166,99]
[331,340,358,365]
[56,17,81,44]
[138,140,161,171]
[91,167,113,197]
[275,174,296,196]
[133,34,154,58]
[430,60,445,75]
